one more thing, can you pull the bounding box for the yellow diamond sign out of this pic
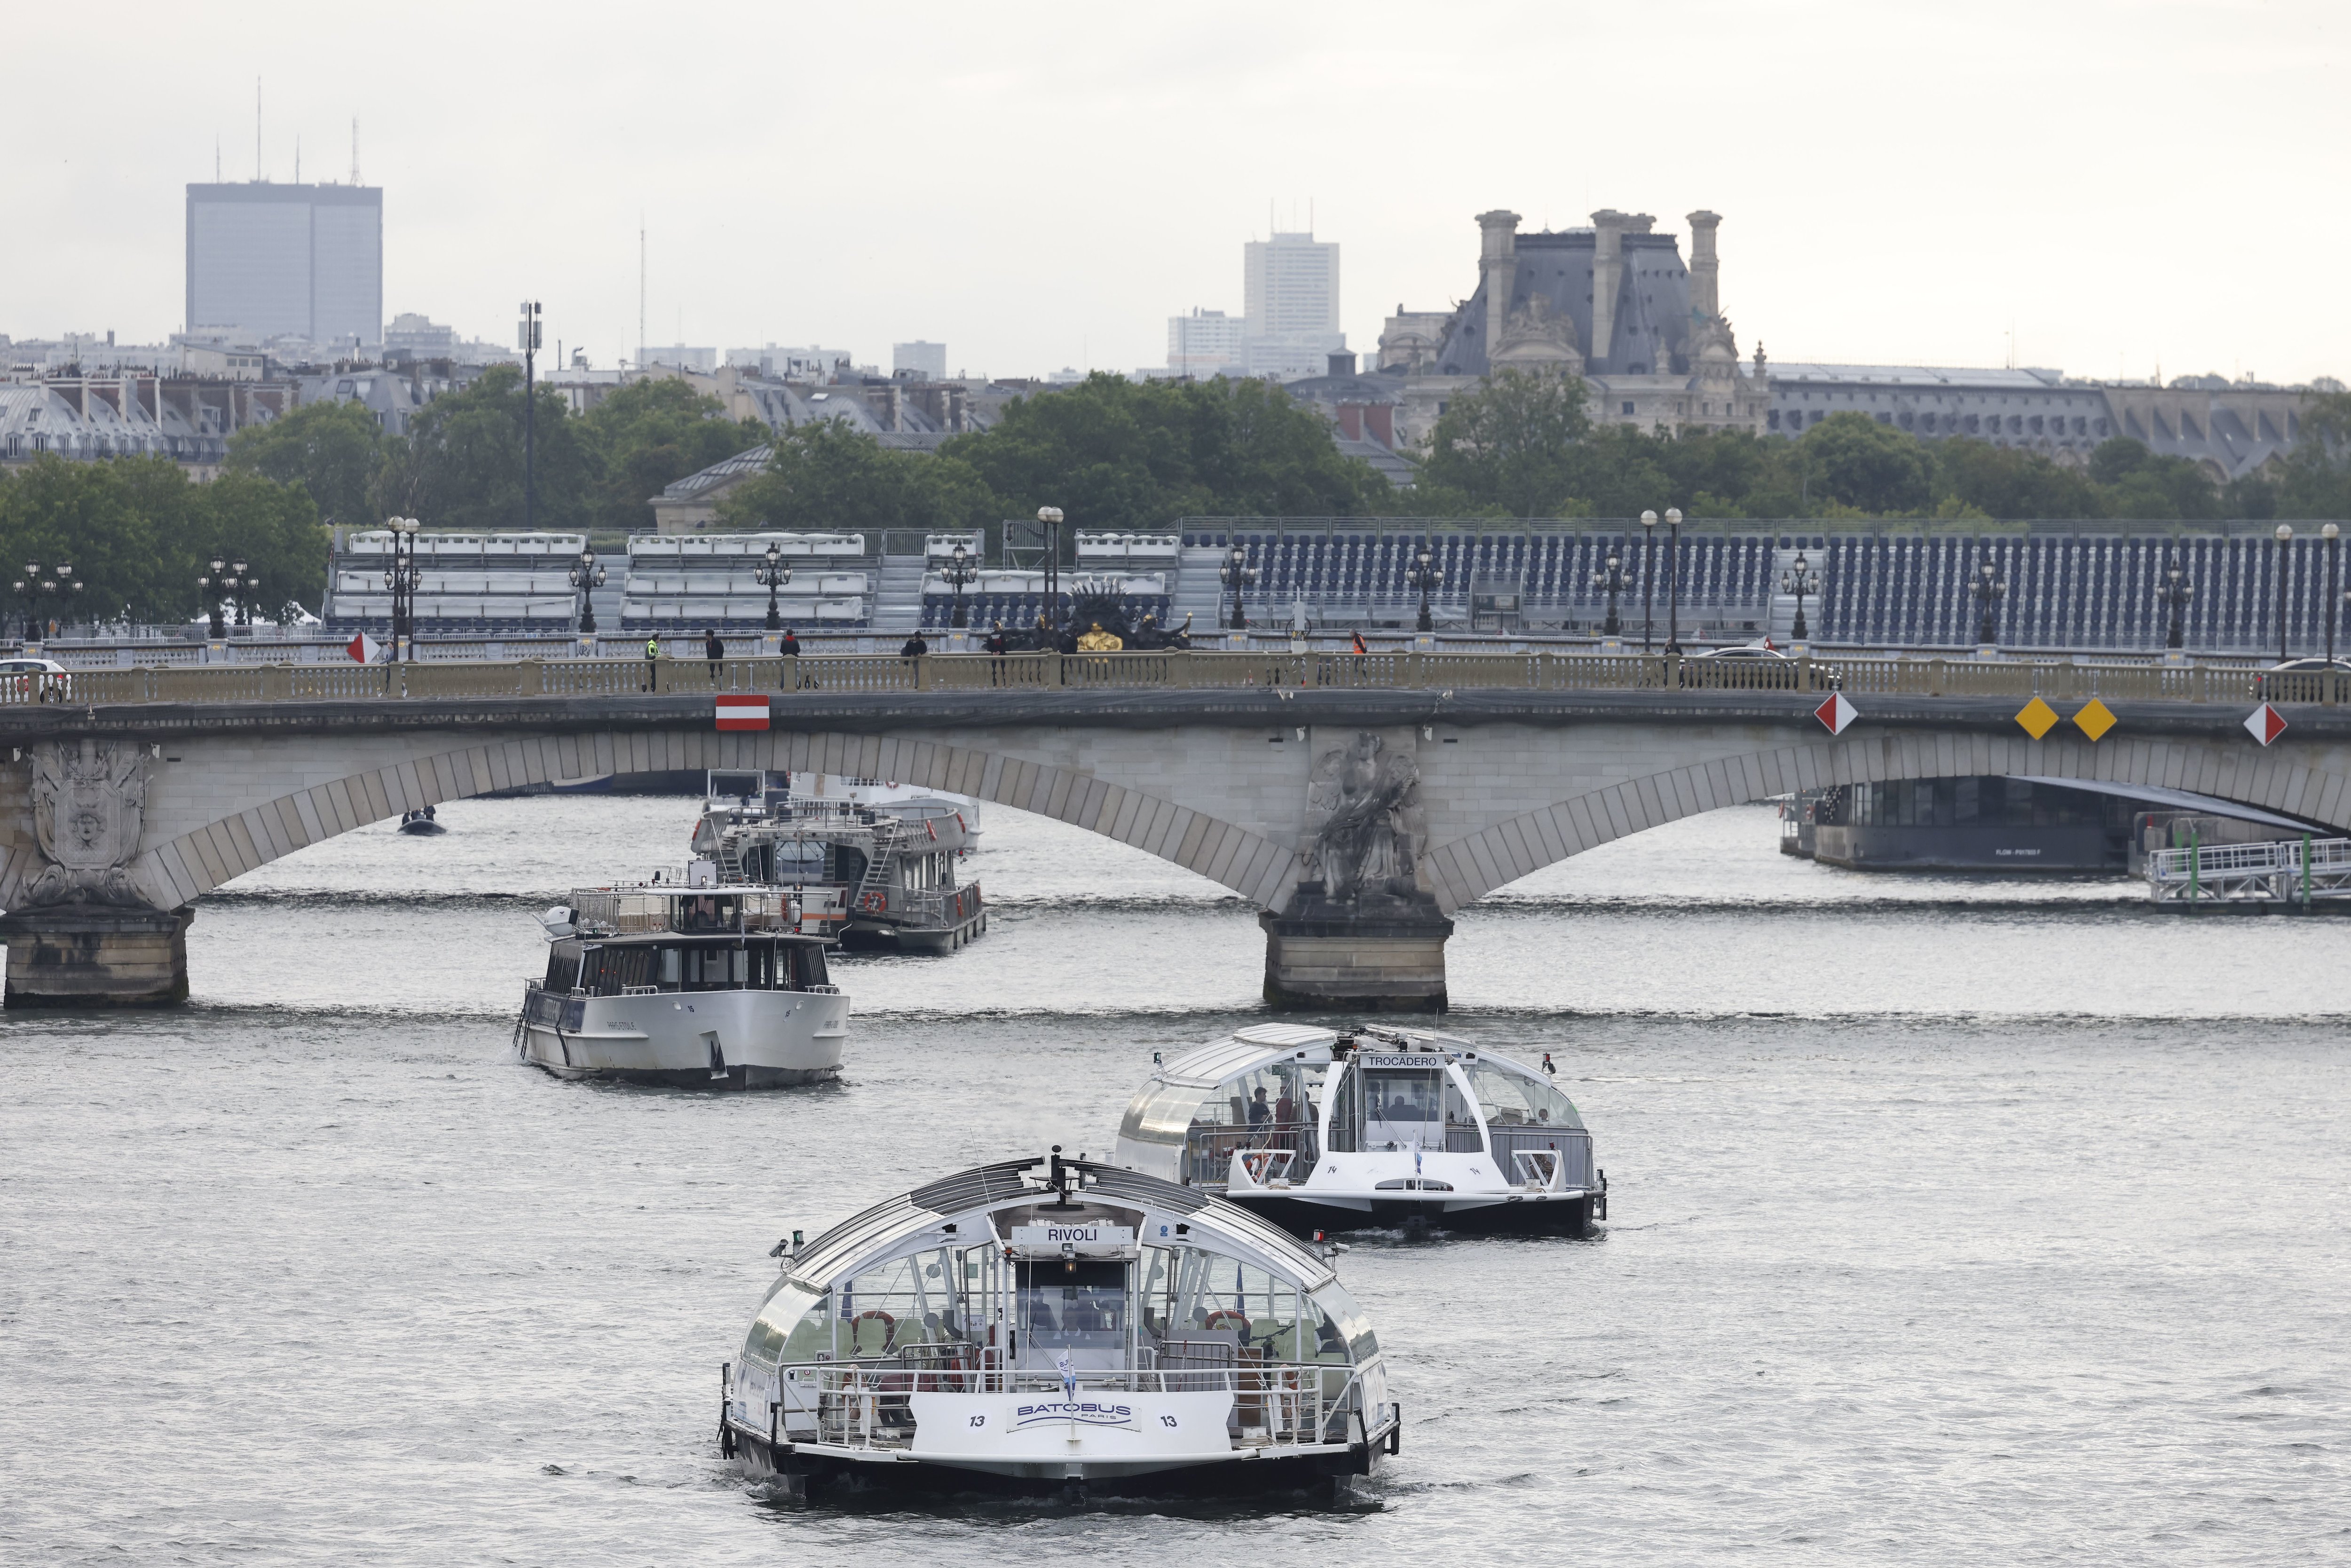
[2073,699,2116,742]
[2015,697,2059,739]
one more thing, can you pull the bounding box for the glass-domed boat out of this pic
[1112,1024,1607,1236]
[719,1151,1400,1500]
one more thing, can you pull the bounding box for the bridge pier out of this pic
[0,904,194,1007]
[1260,889,1453,1013]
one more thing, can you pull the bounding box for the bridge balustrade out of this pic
[0,652,2340,707]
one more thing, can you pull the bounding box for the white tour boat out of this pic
[719,1150,1400,1500]
[516,884,849,1088]
[1112,1023,1607,1236]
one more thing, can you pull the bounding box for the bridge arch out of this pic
[1420,728,2351,911]
[103,725,1302,913]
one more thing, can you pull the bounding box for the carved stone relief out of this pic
[24,739,152,908]
[1301,732,1427,906]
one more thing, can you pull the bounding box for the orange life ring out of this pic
[859,890,886,913]
[850,1308,897,1352]
[1203,1308,1251,1335]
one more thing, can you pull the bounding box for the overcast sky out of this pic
[8,0,2346,384]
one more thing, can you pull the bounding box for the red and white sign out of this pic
[1814,692,1858,735]
[2244,703,2288,747]
[346,631,382,663]
[715,695,771,732]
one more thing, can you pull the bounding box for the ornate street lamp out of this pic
[2325,522,2342,666]
[753,541,789,632]
[1407,542,1444,633]
[1220,543,1257,630]
[942,541,978,629]
[1591,545,1631,638]
[1780,549,1820,642]
[1639,510,1658,653]
[1036,506,1064,629]
[2159,554,2194,651]
[571,543,607,635]
[199,557,227,638]
[226,559,258,628]
[2274,523,2294,664]
[1662,507,1684,655]
[1972,557,2007,648]
[382,516,423,659]
[24,560,79,642]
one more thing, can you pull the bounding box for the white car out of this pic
[0,657,71,701]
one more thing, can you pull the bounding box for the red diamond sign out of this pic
[1814,692,1857,735]
[2244,703,2287,747]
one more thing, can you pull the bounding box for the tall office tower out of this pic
[1242,230,1342,379]
[892,341,947,380]
[185,181,384,347]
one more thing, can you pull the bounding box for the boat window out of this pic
[773,839,824,882]
[543,940,582,993]
[1362,1065,1448,1152]
[1015,1259,1126,1353]
[1119,1081,1207,1148]
[738,1282,827,1378]
[1466,1061,1585,1130]
[1326,1062,1363,1152]
[1141,1246,1311,1364]
[797,944,829,990]
[1206,1061,1323,1136]
[658,947,682,987]
[835,1247,973,1360]
[1308,1281,1381,1364]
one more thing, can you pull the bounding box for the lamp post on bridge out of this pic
[2325,523,2341,666]
[2274,523,2294,664]
[1407,543,1444,633]
[1661,507,1684,656]
[1036,506,1064,630]
[1639,510,1657,653]
[383,516,422,660]
[1973,557,2006,650]
[942,541,977,629]
[1220,543,1256,630]
[229,561,259,628]
[571,544,606,635]
[2159,554,2193,652]
[1780,550,1819,644]
[754,541,789,632]
[1591,546,1630,638]
[23,561,80,645]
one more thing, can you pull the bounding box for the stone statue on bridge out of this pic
[1303,733,1424,904]
[24,739,151,909]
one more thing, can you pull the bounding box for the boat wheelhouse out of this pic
[692,770,986,953]
[1113,1024,1606,1236]
[720,1151,1399,1500]
[517,884,849,1088]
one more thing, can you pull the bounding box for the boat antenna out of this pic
[1049,1144,1072,1206]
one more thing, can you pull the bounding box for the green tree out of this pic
[717,418,1001,537]
[2086,437,2220,520]
[372,364,590,532]
[578,378,766,532]
[1798,413,1937,515]
[1416,369,1594,517]
[2273,390,2351,519]
[224,398,386,527]
[945,373,1387,528]
[1934,438,2101,520]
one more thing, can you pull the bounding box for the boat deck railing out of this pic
[2147,834,2351,905]
[1184,1125,1323,1187]
[742,1352,1362,1453]
[6,650,2343,705]
[569,886,802,934]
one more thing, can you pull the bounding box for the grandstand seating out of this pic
[326,531,591,633]
[621,532,870,629]
[1177,522,2338,653]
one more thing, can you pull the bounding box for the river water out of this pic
[3,798,2346,1564]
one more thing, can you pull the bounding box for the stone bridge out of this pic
[0,652,2345,1006]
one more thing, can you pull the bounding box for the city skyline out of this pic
[4,1,2347,385]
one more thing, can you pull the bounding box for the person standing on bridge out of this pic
[704,627,725,683]
[778,627,801,689]
[644,634,661,692]
[900,631,928,659]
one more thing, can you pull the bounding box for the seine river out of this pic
[4,798,2345,1564]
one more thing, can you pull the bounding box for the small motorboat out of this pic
[398,805,446,835]
[1111,1023,1607,1236]
[719,1150,1400,1501]
[516,884,850,1088]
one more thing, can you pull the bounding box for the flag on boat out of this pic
[1056,1351,1077,1402]
[715,695,771,731]
[345,631,381,663]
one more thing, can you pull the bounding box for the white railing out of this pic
[2147,835,2351,904]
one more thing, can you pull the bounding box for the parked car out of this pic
[2254,656,2351,701]
[0,657,71,702]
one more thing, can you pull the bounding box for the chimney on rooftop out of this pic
[1590,211,1627,372]
[1327,350,1356,378]
[1686,210,1723,323]
[1476,210,1522,365]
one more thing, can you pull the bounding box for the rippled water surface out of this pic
[4,799,2346,1564]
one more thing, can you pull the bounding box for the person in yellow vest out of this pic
[644,635,661,692]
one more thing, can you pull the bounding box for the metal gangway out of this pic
[2146,835,2351,907]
